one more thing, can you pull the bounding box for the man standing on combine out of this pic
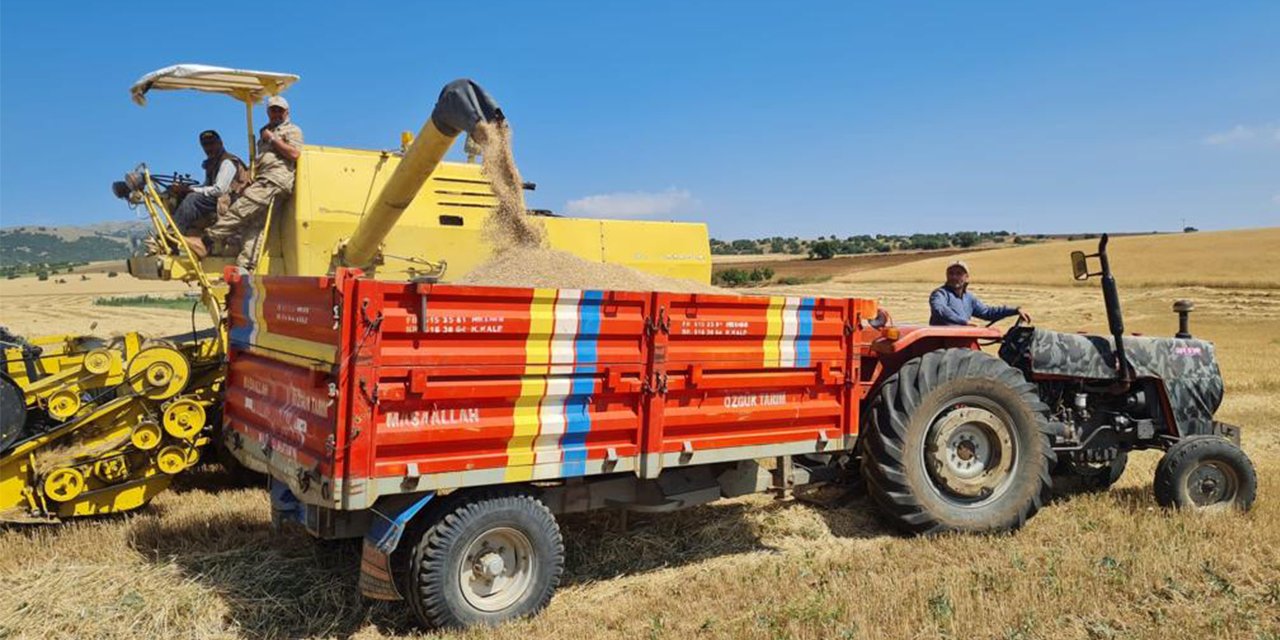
[929,260,1032,326]
[171,130,249,234]
[186,95,303,269]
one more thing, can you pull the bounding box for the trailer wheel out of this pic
[406,490,564,629]
[1052,450,1128,496]
[1154,436,1256,512]
[860,349,1055,534]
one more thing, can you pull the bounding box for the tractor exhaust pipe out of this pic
[1096,235,1132,381]
[338,79,503,268]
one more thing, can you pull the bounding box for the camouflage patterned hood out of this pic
[1022,329,1224,437]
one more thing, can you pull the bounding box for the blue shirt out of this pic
[929,285,1018,326]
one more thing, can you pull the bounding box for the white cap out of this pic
[266,95,289,110]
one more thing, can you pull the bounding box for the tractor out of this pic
[860,234,1256,537]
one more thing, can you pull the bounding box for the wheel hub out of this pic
[1187,461,1237,508]
[458,527,534,612]
[475,551,506,579]
[926,406,1016,500]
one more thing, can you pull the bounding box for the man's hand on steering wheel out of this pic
[984,308,1032,328]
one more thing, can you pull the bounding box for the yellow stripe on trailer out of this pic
[763,297,785,367]
[505,288,557,482]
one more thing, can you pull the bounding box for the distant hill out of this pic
[0,221,150,268]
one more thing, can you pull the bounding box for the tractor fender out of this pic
[860,325,1004,396]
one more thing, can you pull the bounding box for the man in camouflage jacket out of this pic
[186,95,304,269]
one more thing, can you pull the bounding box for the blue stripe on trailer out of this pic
[562,290,602,477]
[795,297,814,368]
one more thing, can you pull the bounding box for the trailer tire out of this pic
[406,490,564,629]
[1154,436,1256,512]
[860,348,1055,534]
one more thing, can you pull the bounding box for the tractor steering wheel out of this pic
[984,315,1023,329]
[978,315,1025,346]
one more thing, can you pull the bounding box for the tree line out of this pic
[708,231,1093,259]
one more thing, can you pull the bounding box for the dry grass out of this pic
[0,270,203,337]
[835,227,1280,289]
[2,233,1279,639]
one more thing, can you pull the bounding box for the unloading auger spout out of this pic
[337,79,503,268]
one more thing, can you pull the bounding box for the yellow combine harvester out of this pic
[0,64,711,522]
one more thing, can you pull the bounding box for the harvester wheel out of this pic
[0,375,26,452]
[1052,450,1128,496]
[1154,436,1256,512]
[406,490,564,629]
[860,348,1055,534]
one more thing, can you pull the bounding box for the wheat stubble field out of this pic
[0,229,1277,639]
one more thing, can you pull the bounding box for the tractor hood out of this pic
[1016,329,1224,436]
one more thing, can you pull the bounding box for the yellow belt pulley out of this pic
[43,468,86,502]
[162,399,206,440]
[127,345,191,400]
[131,420,163,450]
[46,390,82,421]
[156,445,199,475]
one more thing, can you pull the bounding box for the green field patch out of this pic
[94,295,194,310]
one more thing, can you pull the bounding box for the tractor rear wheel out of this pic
[1154,436,1256,512]
[406,490,564,629]
[860,349,1056,534]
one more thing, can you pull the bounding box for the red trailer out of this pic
[222,268,1057,629]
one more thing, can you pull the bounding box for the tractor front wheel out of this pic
[860,348,1056,534]
[1154,436,1256,512]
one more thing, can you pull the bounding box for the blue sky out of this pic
[2,1,1277,239]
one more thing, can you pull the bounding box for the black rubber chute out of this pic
[430,79,503,137]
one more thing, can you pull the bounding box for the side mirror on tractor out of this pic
[1070,250,1091,280]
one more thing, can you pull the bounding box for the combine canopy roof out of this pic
[130,64,299,106]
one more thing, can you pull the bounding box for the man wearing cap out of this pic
[187,95,303,268]
[171,130,250,234]
[929,260,1032,326]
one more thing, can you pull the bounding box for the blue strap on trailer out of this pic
[269,478,306,532]
[359,492,435,600]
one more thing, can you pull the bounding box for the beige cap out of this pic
[266,95,290,110]
[947,260,969,273]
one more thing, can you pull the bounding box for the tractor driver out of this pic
[171,130,250,234]
[929,260,1032,326]
[186,95,304,269]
